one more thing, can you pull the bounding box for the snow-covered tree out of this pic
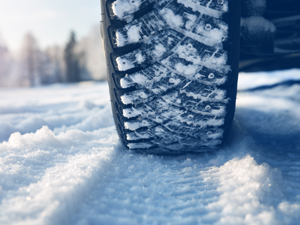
[19,32,43,87]
[0,33,15,87]
[42,45,65,84]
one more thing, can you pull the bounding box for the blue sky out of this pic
[0,0,101,51]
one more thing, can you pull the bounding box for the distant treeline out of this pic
[0,26,107,88]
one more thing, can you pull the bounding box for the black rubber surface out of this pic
[100,0,241,154]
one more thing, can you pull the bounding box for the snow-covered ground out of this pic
[0,70,300,225]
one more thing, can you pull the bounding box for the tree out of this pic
[0,34,13,87]
[75,26,107,81]
[64,31,80,82]
[19,32,42,87]
[41,45,65,84]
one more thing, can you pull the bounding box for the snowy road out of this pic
[1,70,300,225]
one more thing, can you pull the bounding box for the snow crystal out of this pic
[120,73,147,89]
[152,43,167,58]
[206,130,223,139]
[175,63,199,77]
[112,0,142,20]
[119,77,131,89]
[121,90,148,104]
[124,120,150,130]
[123,107,142,118]
[127,142,153,149]
[127,25,141,43]
[116,24,141,47]
[135,52,145,64]
[195,21,228,43]
[176,43,202,65]
[211,106,226,116]
[116,57,135,71]
[160,8,183,28]
[185,13,197,30]
[116,31,126,47]
[132,74,149,86]
[214,76,227,85]
[204,118,224,127]
[169,78,181,86]
[127,131,151,141]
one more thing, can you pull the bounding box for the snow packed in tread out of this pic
[111,0,231,150]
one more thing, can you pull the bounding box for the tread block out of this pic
[110,0,156,21]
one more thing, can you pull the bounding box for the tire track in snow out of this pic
[70,136,300,225]
[0,127,121,225]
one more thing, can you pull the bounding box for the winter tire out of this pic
[100,0,241,154]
